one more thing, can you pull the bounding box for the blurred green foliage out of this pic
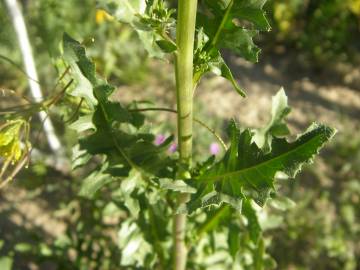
[268,134,360,269]
[0,0,148,95]
[266,0,360,62]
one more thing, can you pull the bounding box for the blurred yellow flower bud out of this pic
[348,0,360,15]
[0,120,24,163]
[96,9,114,24]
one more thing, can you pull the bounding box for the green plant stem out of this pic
[211,0,233,47]
[173,1,198,269]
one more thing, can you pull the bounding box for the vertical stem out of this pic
[173,1,198,270]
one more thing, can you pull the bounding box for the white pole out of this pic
[5,0,62,152]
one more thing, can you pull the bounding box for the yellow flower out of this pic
[348,0,360,15]
[0,120,24,163]
[274,3,293,33]
[96,9,114,24]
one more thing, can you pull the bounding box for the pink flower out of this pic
[154,134,166,145]
[168,142,177,153]
[210,143,220,155]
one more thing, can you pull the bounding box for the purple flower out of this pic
[210,143,220,155]
[154,134,166,145]
[168,142,178,153]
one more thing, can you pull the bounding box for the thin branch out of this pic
[0,155,28,189]
[51,66,71,93]
[45,79,74,107]
[193,117,228,151]
[64,98,84,123]
[0,54,40,84]
[0,103,41,115]
[129,107,228,151]
[0,79,73,116]
[0,160,11,180]
[159,31,178,54]
[130,107,177,114]
[1,88,32,104]
[211,0,234,47]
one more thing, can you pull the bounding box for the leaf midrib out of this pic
[198,129,328,182]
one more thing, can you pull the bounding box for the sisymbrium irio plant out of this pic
[0,0,336,269]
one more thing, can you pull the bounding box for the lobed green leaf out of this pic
[194,0,271,97]
[63,33,176,196]
[63,33,98,108]
[252,88,291,152]
[198,0,270,61]
[196,121,335,206]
